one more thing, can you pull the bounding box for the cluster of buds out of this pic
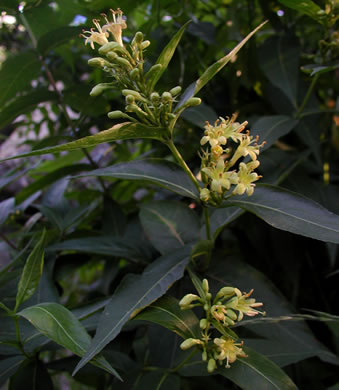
[199,115,265,205]
[179,278,265,372]
[82,9,201,129]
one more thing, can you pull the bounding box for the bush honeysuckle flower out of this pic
[81,19,109,49]
[232,161,261,196]
[101,8,127,47]
[214,337,247,368]
[202,158,239,193]
[179,277,265,372]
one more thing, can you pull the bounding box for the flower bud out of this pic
[226,308,238,321]
[145,63,162,81]
[207,358,217,373]
[131,31,144,46]
[115,56,133,70]
[129,68,140,81]
[180,338,201,350]
[106,51,118,61]
[107,110,125,119]
[202,279,209,294]
[99,41,121,55]
[162,91,172,103]
[216,286,236,299]
[200,188,210,202]
[150,92,160,104]
[169,86,182,96]
[141,40,151,49]
[125,95,135,104]
[224,316,235,326]
[200,318,208,330]
[186,97,201,106]
[202,350,207,361]
[88,57,107,68]
[179,293,200,307]
[90,84,109,97]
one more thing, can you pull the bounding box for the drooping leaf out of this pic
[135,296,200,340]
[258,36,300,109]
[225,184,339,243]
[15,230,46,311]
[0,123,166,162]
[0,50,41,108]
[179,347,298,390]
[250,116,299,150]
[176,21,267,109]
[0,355,25,387]
[139,200,200,254]
[18,303,121,379]
[0,89,57,130]
[148,21,190,91]
[0,197,15,225]
[73,245,192,375]
[277,0,326,24]
[74,158,200,199]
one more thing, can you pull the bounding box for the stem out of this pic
[170,349,198,373]
[203,207,211,241]
[296,74,320,118]
[0,232,18,251]
[166,141,201,192]
[14,315,28,357]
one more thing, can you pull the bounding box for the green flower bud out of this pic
[107,110,125,119]
[202,279,209,294]
[179,293,200,307]
[131,31,144,46]
[129,68,140,81]
[145,63,162,81]
[125,104,144,114]
[169,86,182,96]
[202,350,208,361]
[141,40,151,49]
[200,318,208,330]
[99,41,121,55]
[115,56,133,70]
[89,84,110,97]
[88,57,107,68]
[180,338,202,350]
[216,286,236,299]
[204,303,209,311]
[162,91,172,103]
[150,92,160,104]
[224,316,235,326]
[226,308,238,321]
[225,297,238,309]
[106,51,118,61]
[207,358,217,373]
[125,95,135,104]
[200,188,210,202]
[186,97,201,106]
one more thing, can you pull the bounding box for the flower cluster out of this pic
[199,115,265,204]
[179,278,265,372]
[82,9,201,130]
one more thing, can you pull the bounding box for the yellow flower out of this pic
[102,8,127,47]
[81,19,109,49]
[214,337,247,368]
[233,289,265,321]
[232,161,260,196]
[211,304,227,322]
[202,158,239,194]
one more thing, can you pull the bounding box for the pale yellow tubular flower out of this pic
[202,158,239,194]
[211,304,227,322]
[234,289,265,321]
[200,120,227,148]
[220,115,247,143]
[102,8,127,47]
[213,337,247,368]
[232,161,261,196]
[82,19,109,49]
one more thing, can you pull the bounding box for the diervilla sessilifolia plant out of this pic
[81,9,266,372]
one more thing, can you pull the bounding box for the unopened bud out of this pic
[145,63,162,81]
[186,97,201,106]
[180,338,202,350]
[115,56,133,70]
[107,110,131,120]
[131,31,144,46]
[216,287,236,299]
[207,358,217,373]
[150,92,160,104]
[200,188,210,202]
[202,279,209,294]
[99,41,121,54]
[141,40,151,49]
[226,308,237,321]
[169,86,182,96]
[106,51,118,61]
[202,350,207,361]
[200,318,208,330]
[162,91,172,103]
[129,68,140,81]
[224,316,235,326]
[88,57,107,68]
[90,84,110,97]
[179,293,200,307]
[125,95,135,104]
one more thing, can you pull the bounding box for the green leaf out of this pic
[37,26,80,55]
[301,63,339,77]
[75,158,200,199]
[0,89,57,130]
[15,230,46,311]
[0,123,166,162]
[258,36,300,109]
[251,116,299,150]
[18,303,121,379]
[0,50,41,108]
[139,200,200,254]
[209,207,244,239]
[277,0,326,24]
[181,102,218,129]
[148,21,190,91]
[74,245,192,375]
[0,355,25,387]
[179,347,298,390]
[0,197,15,225]
[225,184,339,243]
[135,296,200,339]
[138,371,181,390]
[177,21,267,109]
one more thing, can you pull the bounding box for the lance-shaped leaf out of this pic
[75,158,200,200]
[15,230,46,312]
[176,21,267,109]
[148,21,190,92]
[0,355,26,387]
[224,184,339,243]
[0,197,15,225]
[73,245,192,375]
[18,303,121,380]
[0,123,166,162]
[135,296,201,340]
[179,346,298,390]
[140,200,200,254]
